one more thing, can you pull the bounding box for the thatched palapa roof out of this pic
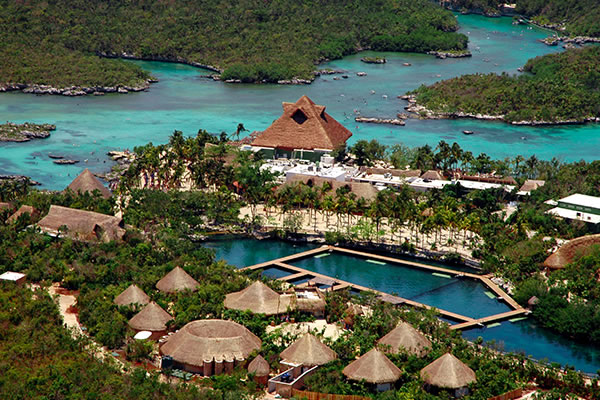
[544,234,600,270]
[285,175,379,202]
[420,353,476,389]
[280,333,337,367]
[295,286,326,314]
[7,205,39,224]
[156,266,200,293]
[224,281,294,315]
[378,321,431,357]
[518,179,545,194]
[342,348,402,384]
[66,169,112,199]
[160,319,261,367]
[421,170,444,181]
[248,355,270,376]
[251,96,352,151]
[114,284,150,306]
[36,205,124,242]
[128,301,173,332]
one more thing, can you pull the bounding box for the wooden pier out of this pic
[242,245,528,330]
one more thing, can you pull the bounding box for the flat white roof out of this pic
[286,164,347,179]
[0,271,26,281]
[558,194,600,209]
[456,180,515,192]
[547,207,600,224]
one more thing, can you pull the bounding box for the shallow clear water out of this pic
[3,15,599,189]
[207,237,600,374]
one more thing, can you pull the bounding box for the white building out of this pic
[547,194,600,224]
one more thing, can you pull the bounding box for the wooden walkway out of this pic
[242,245,528,330]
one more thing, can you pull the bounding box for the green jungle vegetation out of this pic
[445,0,600,36]
[0,0,467,86]
[410,46,600,123]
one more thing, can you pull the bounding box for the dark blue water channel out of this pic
[206,237,600,374]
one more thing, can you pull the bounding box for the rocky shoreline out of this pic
[541,36,600,47]
[0,122,56,142]
[355,116,405,126]
[427,50,472,59]
[0,80,156,96]
[401,95,600,126]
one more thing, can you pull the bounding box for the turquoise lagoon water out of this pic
[208,237,600,374]
[3,15,600,189]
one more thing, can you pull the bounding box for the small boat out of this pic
[403,62,411,66]
[48,154,64,159]
[53,159,79,165]
[462,130,474,135]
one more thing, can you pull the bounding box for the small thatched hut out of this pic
[159,319,262,375]
[544,234,600,270]
[128,302,173,340]
[7,205,39,224]
[421,170,444,181]
[36,205,124,242]
[420,353,476,397]
[114,284,150,307]
[342,348,402,392]
[280,333,337,367]
[378,321,431,357]
[156,266,200,293]
[248,355,270,385]
[225,281,294,315]
[518,179,545,195]
[66,168,112,199]
[294,286,326,317]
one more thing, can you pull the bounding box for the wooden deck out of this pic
[242,245,527,330]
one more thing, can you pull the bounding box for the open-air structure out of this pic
[342,348,402,392]
[37,205,125,242]
[378,321,431,357]
[156,266,200,293]
[251,95,352,161]
[420,353,476,398]
[114,284,150,307]
[159,319,261,375]
[224,281,294,315]
[128,301,173,340]
[66,168,112,199]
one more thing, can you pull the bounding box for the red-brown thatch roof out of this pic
[343,348,402,384]
[36,205,124,242]
[285,176,379,202]
[156,266,200,293]
[66,168,112,199]
[421,170,444,180]
[128,301,173,332]
[114,284,150,306]
[6,205,39,224]
[248,355,270,376]
[420,353,476,389]
[378,321,431,357]
[224,281,295,315]
[280,333,337,367]
[251,96,352,151]
[160,319,262,367]
[544,234,600,270]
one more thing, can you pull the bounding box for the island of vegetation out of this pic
[0,122,56,142]
[1,0,468,90]
[407,46,600,124]
[360,57,387,64]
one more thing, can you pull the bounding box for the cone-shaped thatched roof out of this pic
[544,234,600,270]
[128,301,173,332]
[421,170,443,180]
[280,333,337,367]
[420,353,476,389]
[114,284,150,306]
[248,355,270,376]
[160,319,261,367]
[224,281,294,315]
[378,321,431,357]
[251,95,352,151]
[343,348,402,384]
[66,169,112,199]
[156,266,200,293]
[37,205,124,242]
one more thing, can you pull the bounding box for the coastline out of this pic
[0,79,157,97]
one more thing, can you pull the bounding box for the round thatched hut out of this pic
[66,168,112,199]
[544,234,600,270]
[128,301,173,340]
[114,284,150,307]
[159,319,261,375]
[280,333,337,367]
[342,348,402,392]
[378,321,431,357]
[420,353,476,397]
[247,355,270,385]
[224,281,294,315]
[156,266,200,293]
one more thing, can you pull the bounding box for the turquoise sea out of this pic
[2,14,598,189]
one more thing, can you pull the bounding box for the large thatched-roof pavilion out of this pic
[66,168,112,199]
[544,233,600,270]
[6,205,39,224]
[156,266,200,293]
[128,301,173,340]
[378,321,431,357]
[224,281,294,315]
[280,333,337,367]
[114,284,150,307]
[342,348,402,392]
[420,353,476,397]
[159,319,262,375]
[36,205,124,242]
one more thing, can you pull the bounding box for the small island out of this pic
[0,122,56,142]
[360,56,386,64]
